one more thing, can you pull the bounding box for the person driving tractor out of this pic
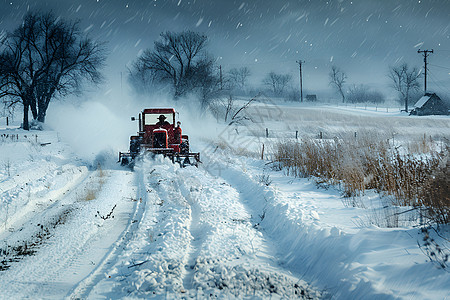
[156,115,170,126]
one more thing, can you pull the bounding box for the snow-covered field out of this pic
[0,103,449,299]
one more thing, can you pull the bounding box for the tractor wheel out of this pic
[121,157,129,166]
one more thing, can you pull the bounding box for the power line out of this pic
[428,70,450,94]
[429,63,450,71]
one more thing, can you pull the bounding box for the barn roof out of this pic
[414,95,430,108]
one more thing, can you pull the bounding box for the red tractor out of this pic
[119,108,200,167]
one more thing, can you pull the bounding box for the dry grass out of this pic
[407,134,434,154]
[84,189,97,201]
[273,134,449,224]
[418,153,450,224]
[82,164,106,201]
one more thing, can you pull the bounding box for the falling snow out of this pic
[0,1,449,298]
[0,0,449,105]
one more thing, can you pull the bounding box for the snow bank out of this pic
[202,145,450,299]
[0,130,86,234]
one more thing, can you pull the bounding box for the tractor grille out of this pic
[153,132,167,148]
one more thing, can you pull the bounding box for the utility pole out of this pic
[296,60,305,102]
[417,49,433,93]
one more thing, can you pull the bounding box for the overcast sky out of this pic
[1,0,450,97]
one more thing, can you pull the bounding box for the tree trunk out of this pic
[37,99,48,123]
[37,112,46,123]
[340,89,345,103]
[23,103,30,131]
[22,91,33,130]
[404,88,409,112]
[30,97,38,120]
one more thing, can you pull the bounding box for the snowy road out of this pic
[0,150,319,299]
[80,156,319,298]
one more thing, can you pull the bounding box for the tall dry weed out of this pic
[273,135,449,224]
[418,149,449,224]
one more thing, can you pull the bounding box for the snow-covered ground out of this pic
[202,148,450,299]
[0,103,449,299]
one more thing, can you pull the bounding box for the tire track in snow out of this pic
[0,167,138,299]
[174,164,320,298]
[0,167,91,272]
[81,156,319,298]
[85,157,193,298]
[0,164,88,238]
[176,175,204,292]
[67,166,147,299]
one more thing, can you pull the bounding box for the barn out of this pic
[410,93,449,116]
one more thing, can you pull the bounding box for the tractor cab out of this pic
[140,108,183,152]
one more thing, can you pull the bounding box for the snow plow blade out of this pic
[119,151,200,167]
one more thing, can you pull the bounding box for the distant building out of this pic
[410,93,449,116]
[306,94,317,102]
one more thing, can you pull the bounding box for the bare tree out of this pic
[388,63,421,112]
[191,56,220,109]
[347,84,385,104]
[329,65,347,103]
[263,71,292,96]
[0,12,105,129]
[227,67,251,90]
[209,93,262,125]
[131,31,212,99]
[127,61,160,95]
